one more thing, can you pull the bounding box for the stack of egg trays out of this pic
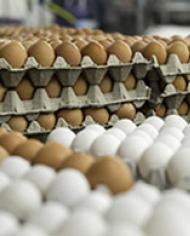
[0,52,152,134]
[145,55,190,119]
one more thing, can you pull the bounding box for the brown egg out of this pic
[0,146,8,161]
[112,33,125,40]
[56,41,81,66]
[74,39,88,50]
[99,76,113,93]
[46,78,62,98]
[131,40,147,55]
[81,41,107,65]
[61,152,94,173]
[37,113,56,130]
[124,37,136,46]
[22,40,35,50]
[84,108,109,125]
[50,39,62,49]
[16,79,34,100]
[157,39,167,47]
[167,41,189,63]
[99,39,113,49]
[123,74,137,90]
[107,40,132,63]
[177,102,189,116]
[0,40,27,68]
[8,116,28,132]
[116,103,136,120]
[0,83,6,102]
[33,142,72,169]
[172,75,187,91]
[143,41,167,64]
[0,127,7,137]
[28,40,55,66]
[12,139,43,161]
[86,156,133,194]
[168,38,188,46]
[0,131,26,153]
[73,77,88,96]
[57,109,83,127]
[155,104,166,118]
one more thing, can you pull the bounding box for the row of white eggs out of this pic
[1,158,190,236]
[47,115,190,190]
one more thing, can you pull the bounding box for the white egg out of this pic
[85,124,105,134]
[166,148,190,190]
[131,181,161,206]
[129,130,153,146]
[160,126,184,141]
[90,134,120,157]
[117,136,148,177]
[156,134,180,152]
[165,114,187,130]
[105,128,126,142]
[0,172,10,192]
[28,201,69,234]
[47,127,75,147]
[12,224,48,236]
[182,137,190,147]
[0,157,30,179]
[104,223,146,236]
[76,191,112,214]
[46,169,90,208]
[24,165,56,195]
[137,123,158,139]
[0,211,18,236]
[0,180,41,220]
[145,204,190,236]
[114,119,136,135]
[71,129,100,152]
[183,123,190,135]
[138,143,173,189]
[106,193,152,227]
[62,208,106,236]
[143,116,164,131]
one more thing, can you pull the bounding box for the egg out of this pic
[73,77,88,96]
[144,116,164,131]
[12,139,43,161]
[85,124,105,134]
[84,108,109,125]
[50,39,62,49]
[33,142,72,169]
[116,103,136,120]
[0,180,41,220]
[0,131,26,153]
[57,109,83,127]
[138,143,173,188]
[37,113,56,130]
[106,193,151,226]
[16,79,34,100]
[172,75,187,91]
[28,40,55,66]
[99,76,113,93]
[164,114,187,130]
[156,134,180,152]
[47,127,75,147]
[81,41,107,65]
[8,116,28,132]
[61,152,94,174]
[114,119,136,135]
[28,202,69,234]
[131,40,147,55]
[105,128,126,141]
[46,78,61,98]
[46,169,90,207]
[12,224,48,236]
[24,165,55,194]
[90,134,120,157]
[0,211,18,236]
[99,39,113,49]
[61,208,106,236]
[177,102,189,116]
[0,172,10,192]
[0,83,6,102]
[0,156,30,179]
[155,104,167,118]
[71,129,100,152]
[56,41,81,66]
[86,156,133,194]
[123,74,137,90]
[0,146,9,161]
[160,126,184,141]
[0,127,7,137]
[0,40,27,68]
[130,130,153,146]
[143,41,167,64]
[74,38,88,50]
[137,123,158,139]
[167,41,189,63]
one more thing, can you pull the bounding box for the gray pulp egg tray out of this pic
[0,52,152,116]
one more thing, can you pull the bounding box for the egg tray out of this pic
[0,78,151,116]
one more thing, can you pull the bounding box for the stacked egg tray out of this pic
[0,53,152,135]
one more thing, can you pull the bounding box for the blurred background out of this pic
[1,0,190,36]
